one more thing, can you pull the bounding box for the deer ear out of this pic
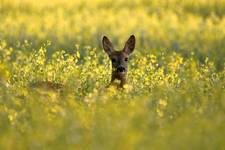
[102,36,113,56]
[123,35,135,55]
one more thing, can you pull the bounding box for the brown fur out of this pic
[30,81,63,91]
[102,35,135,88]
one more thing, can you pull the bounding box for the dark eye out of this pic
[125,57,128,61]
[112,58,116,63]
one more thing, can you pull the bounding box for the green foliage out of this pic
[0,41,225,149]
[0,0,225,67]
[0,0,225,149]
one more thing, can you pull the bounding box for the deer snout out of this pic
[117,66,126,73]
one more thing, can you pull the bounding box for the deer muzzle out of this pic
[117,66,126,73]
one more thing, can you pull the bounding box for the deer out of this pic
[102,35,135,88]
[30,81,63,91]
[28,35,135,91]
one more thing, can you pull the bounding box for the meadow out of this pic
[0,0,225,149]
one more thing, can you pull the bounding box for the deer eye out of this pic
[125,57,128,61]
[111,58,116,63]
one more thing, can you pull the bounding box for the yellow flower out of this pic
[156,109,164,117]
[76,51,80,59]
[159,99,167,107]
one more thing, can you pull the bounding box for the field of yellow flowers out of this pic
[0,0,225,149]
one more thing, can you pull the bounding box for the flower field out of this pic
[0,0,225,149]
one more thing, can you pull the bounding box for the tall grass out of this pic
[0,0,225,149]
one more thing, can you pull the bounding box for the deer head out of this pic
[102,35,135,88]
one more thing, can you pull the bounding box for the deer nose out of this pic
[117,66,126,72]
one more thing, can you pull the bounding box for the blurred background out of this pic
[0,0,225,67]
[0,1,225,149]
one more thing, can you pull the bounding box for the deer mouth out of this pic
[117,71,126,76]
[116,68,127,77]
[115,72,126,79]
[112,67,127,77]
